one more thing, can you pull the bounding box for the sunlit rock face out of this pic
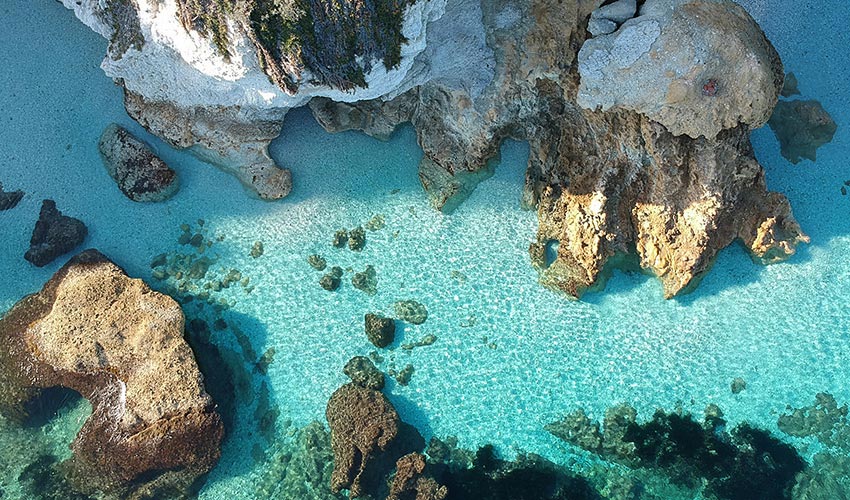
[0,250,224,499]
[64,0,807,297]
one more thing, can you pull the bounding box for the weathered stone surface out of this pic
[591,0,636,24]
[326,383,400,497]
[768,99,837,164]
[365,313,396,348]
[98,123,178,202]
[388,453,448,500]
[24,200,88,267]
[343,356,386,390]
[0,250,224,498]
[578,0,783,139]
[0,182,24,210]
[394,300,428,325]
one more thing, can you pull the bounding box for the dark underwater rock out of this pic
[353,265,378,295]
[0,250,224,498]
[333,229,349,248]
[365,313,395,348]
[320,272,341,291]
[308,254,327,270]
[343,356,385,390]
[98,123,179,202]
[768,99,837,163]
[0,182,24,210]
[349,226,366,251]
[24,200,87,267]
[389,453,448,500]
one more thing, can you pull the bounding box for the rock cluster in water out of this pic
[24,199,87,267]
[98,123,179,202]
[0,250,224,498]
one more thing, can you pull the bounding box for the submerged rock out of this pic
[24,200,87,267]
[768,99,837,163]
[308,254,327,270]
[365,313,396,348]
[326,383,400,497]
[344,356,385,390]
[332,229,349,248]
[0,250,223,498]
[781,72,801,97]
[731,377,747,394]
[777,393,850,449]
[0,182,24,210]
[353,265,378,295]
[98,123,179,202]
[320,273,341,291]
[349,226,366,251]
[394,300,428,325]
[250,240,265,258]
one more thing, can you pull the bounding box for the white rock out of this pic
[588,17,618,37]
[592,0,637,24]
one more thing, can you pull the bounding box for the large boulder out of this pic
[24,200,88,267]
[98,123,179,202]
[0,250,224,498]
[577,0,783,139]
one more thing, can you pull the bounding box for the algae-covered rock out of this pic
[250,241,265,258]
[394,300,428,325]
[343,356,385,390]
[365,313,395,348]
[308,254,327,270]
[388,453,448,500]
[320,273,341,291]
[349,226,366,251]
[326,383,400,496]
[333,229,349,248]
[24,200,87,267]
[98,123,178,202]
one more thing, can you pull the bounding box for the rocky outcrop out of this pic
[311,0,807,298]
[0,182,24,210]
[98,123,179,201]
[24,200,88,267]
[0,250,224,498]
[66,0,808,297]
[326,383,400,496]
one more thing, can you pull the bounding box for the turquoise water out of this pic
[1,0,849,498]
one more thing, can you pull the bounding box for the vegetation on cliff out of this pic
[175,0,415,93]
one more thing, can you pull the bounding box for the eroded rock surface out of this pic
[0,250,224,498]
[98,123,179,202]
[389,453,448,500]
[24,200,88,267]
[0,182,24,210]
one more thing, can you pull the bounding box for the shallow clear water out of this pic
[1,0,849,498]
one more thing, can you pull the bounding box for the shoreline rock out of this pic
[0,250,224,498]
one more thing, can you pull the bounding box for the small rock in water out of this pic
[319,273,341,291]
[402,333,438,351]
[213,318,228,331]
[332,229,349,248]
[178,231,192,245]
[189,233,204,247]
[842,186,847,196]
[330,266,343,278]
[731,377,747,394]
[307,254,327,270]
[24,200,88,267]
[365,214,386,231]
[390,364,415,386]
[348,226,366,251]
[0,182,24,211]
[343,356,385,390]
[150,253,168,268]
[98,123,179,202]
[394,300,428,325]
[250,241,264,258]
[352,265,378,295]
[255,348,276,375]
[365,313,395,348]
[781,72,801,97]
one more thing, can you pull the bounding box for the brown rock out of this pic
[98,123,179,202]
[388,453,448,500]
[325,383,399,497]
[0,250,223,498]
